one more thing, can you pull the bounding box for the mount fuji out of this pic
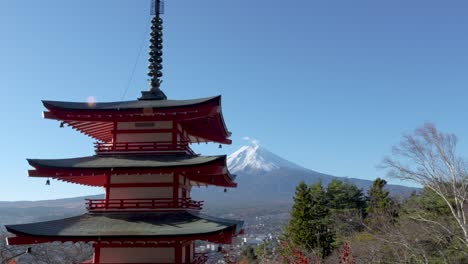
[192,142,417,208]
[227,143,305,174]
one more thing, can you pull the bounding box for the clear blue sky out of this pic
[1,0,468,201]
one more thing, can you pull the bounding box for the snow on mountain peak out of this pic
[227,140,304,173]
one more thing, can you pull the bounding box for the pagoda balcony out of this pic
[85,198,203,212]
[80,253,208,264]
[94,141,195,155]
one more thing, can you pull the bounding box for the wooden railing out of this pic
[80,253,209,264]
[94,141,195,155]
[85,198,203,211]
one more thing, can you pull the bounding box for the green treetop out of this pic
[285,181,335,258]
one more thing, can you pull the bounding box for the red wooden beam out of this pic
[72,122,110,130]
[82,126,113,135]
[46,108,232,144]
[112,129,173,134]
[106,182,173,188]
[42,111,59,120]
[93,243,178,248]
[88,131,112,138]
[27,157,237,187]
[82,127,113,136]
[46,106,214,122]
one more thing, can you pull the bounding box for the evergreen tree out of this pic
[285,181,335,258]
[326,179,367,211]
[367,178,390,214]
[286,181,314,248]
[309,182,335,257]
[366,178,399,224]
[326,180,367,236]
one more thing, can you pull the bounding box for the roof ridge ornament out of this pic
[139,0,167,101]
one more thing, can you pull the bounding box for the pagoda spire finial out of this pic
[139,0,167,100]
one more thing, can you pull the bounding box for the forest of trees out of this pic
[240,178,467,263]
[240,124,468,264]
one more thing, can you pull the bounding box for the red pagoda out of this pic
[5,1,243,263]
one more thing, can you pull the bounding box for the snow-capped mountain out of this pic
[193,142,418,208]
[227,143,304,173]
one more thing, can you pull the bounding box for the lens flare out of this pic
[86,96,96,107]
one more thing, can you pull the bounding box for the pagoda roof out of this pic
[42,95,231,144]
[27,155,236,187]
[43,96,218,111]
[28,155,222,169]
[6,211,243,245]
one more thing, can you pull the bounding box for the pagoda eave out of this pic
[6,212,243,245]
[42,96,232,144]
[27,155,236,187]
[28,170,237,188]
[6,230,237,246]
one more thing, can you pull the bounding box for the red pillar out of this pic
[185,242,191,263]
[105,174,110,209]
[172,120,178,149]
[175,243,182,263]
[93,244,101,264]
[112,122,117,143]
[173,173,179,205]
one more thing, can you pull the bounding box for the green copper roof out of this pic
[43,96,219,111]
[6,212,243,238]
[28,155,225,169]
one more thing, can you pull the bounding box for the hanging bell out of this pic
[60,122,64,128]
[46,179,50,185]
[224,188,227,193]
[219,144,222,149]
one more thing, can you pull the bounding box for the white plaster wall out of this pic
[186,185,191,197]
[182,246,186,263]
[111,174,173,184]
[109,187,172,199]
[99,247,175,263]
[190,244,193,262]
[116,133,172,143]
[189,180,203,187]
[188,135,197,143]
[117,121,172,130]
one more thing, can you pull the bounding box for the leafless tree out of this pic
[383,123,468,248]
